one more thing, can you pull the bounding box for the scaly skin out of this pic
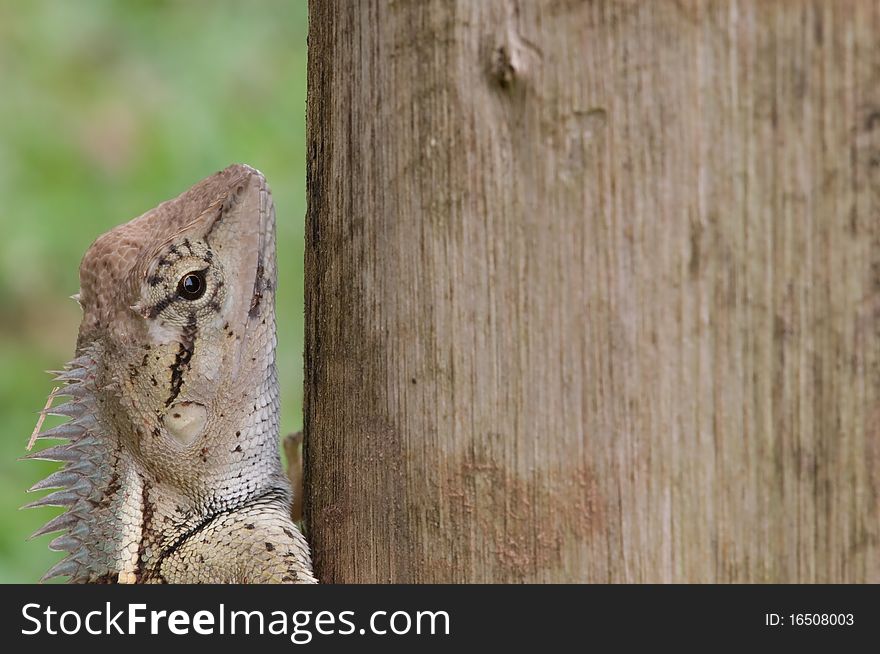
[25,164,316,583]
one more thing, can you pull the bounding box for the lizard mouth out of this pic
[194,164,276,335]
[247,169,273,321]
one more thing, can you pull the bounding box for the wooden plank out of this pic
[304,0,880,583]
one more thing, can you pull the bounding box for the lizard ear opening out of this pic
[163,401,207,447]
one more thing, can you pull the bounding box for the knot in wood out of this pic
[491,45,517,89]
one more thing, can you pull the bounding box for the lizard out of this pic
[24,164,316,584]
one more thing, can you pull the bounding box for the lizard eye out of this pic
[177,271,206,300]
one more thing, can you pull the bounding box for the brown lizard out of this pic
[24,164,316,583]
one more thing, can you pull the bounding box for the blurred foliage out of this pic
[0,0,308,582]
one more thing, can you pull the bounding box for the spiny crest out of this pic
[23,353,103,583]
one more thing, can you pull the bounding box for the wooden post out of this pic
[304,0,880,582]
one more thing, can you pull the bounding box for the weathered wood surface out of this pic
[304,0,880,582]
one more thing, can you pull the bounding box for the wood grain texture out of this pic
[303,0,880,582]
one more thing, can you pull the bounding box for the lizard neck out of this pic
[28,347,297,583]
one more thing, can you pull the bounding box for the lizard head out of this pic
[75,163,284,498]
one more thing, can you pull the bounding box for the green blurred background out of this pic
[0,0,308,582]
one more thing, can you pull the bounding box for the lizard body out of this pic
[25,164,316,583]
